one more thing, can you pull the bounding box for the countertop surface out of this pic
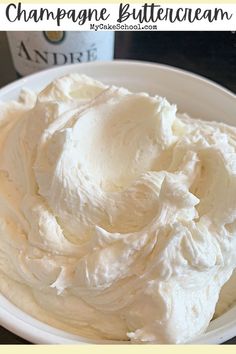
[0,31,235,345]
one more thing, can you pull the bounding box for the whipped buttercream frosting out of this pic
[0,75,236,343]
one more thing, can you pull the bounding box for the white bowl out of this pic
[0,60,235,344]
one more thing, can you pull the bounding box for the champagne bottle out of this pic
[7,31,115,77]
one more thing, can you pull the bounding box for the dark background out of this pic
[0,31,236,344]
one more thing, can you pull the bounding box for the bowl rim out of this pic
[0,59,235,99]
[0,59,235,344]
